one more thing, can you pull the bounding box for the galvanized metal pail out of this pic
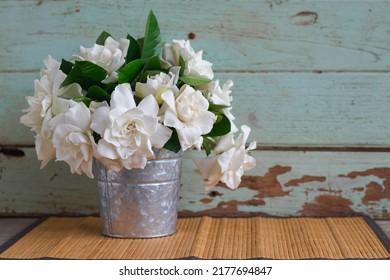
[94,149,183,238]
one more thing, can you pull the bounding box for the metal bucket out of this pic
[94,149,183,238]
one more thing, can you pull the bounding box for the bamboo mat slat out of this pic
[0,216,389,260]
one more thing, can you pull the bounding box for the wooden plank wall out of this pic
[0,0,389,218]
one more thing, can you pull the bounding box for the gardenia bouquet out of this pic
[20,11,256,189]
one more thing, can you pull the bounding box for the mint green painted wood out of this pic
[0,148,389,218]
[6,72,390,147]
[2,0,390,147]
[181,150,390,218]
[1,0,389,72]
[1,0,389,217]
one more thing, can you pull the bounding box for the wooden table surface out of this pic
[1,218,389,249]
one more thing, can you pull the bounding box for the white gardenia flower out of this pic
[91,84,172,170]
[20,55,81,133]
[71,36,130,84]
[202,79,233,107]
[200,79,237,132]
[50,102,95,178]
[34,134,56,169]
[162,85,217,151]
[193,125,256,189]
[135,71,179,105]
[20,55,82,167]
[163,40,214,80]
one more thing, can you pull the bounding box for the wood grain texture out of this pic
[1,0,389,72]
[0,148,389,218]
[5,72,390,147]
[0,0,389,217]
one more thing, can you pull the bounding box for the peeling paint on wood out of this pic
[290,11,318,25]
[285,175,327,187]
[0,148,26,158]
[240,167,292,201]
[339,168,390,205]
[0,0,390,219]
[299,195,355,216]
[179,151,390,219]
[0,146,389,218]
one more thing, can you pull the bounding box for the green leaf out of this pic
[163,129,182,153]
[59,59,74,75]
[141,11,163,64]
[144,56,162,71]
[202,136,216,156]
[179,75,212,87]
[61,61,107,90]
[207,114,231,137]
[208,104,231,113]
[126,34,141,63]
[137,37,144,51]
[72,96,93,107]
[118,59,143,84]
[179,56,186,77]
[86,85,111,103]
[103,83,117,94]
[176,80,185,89]
[95,31,112,45]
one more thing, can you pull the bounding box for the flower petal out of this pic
[195,111,217,134]
[96,139,119,160]
[35,134,55,168]
[193,156,222,189]
[137,94,159,117]
[149,124,172,148]
[214,133,235,154]
[111,84,135,110]
[164,110,185,130]
[65,102,91,131]
[91,106,110,135]
[161,91,177,115]
[177,126,203,150]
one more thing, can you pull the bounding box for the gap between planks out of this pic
[2,145,390,153]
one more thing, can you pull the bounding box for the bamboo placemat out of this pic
[0,216,389,259]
